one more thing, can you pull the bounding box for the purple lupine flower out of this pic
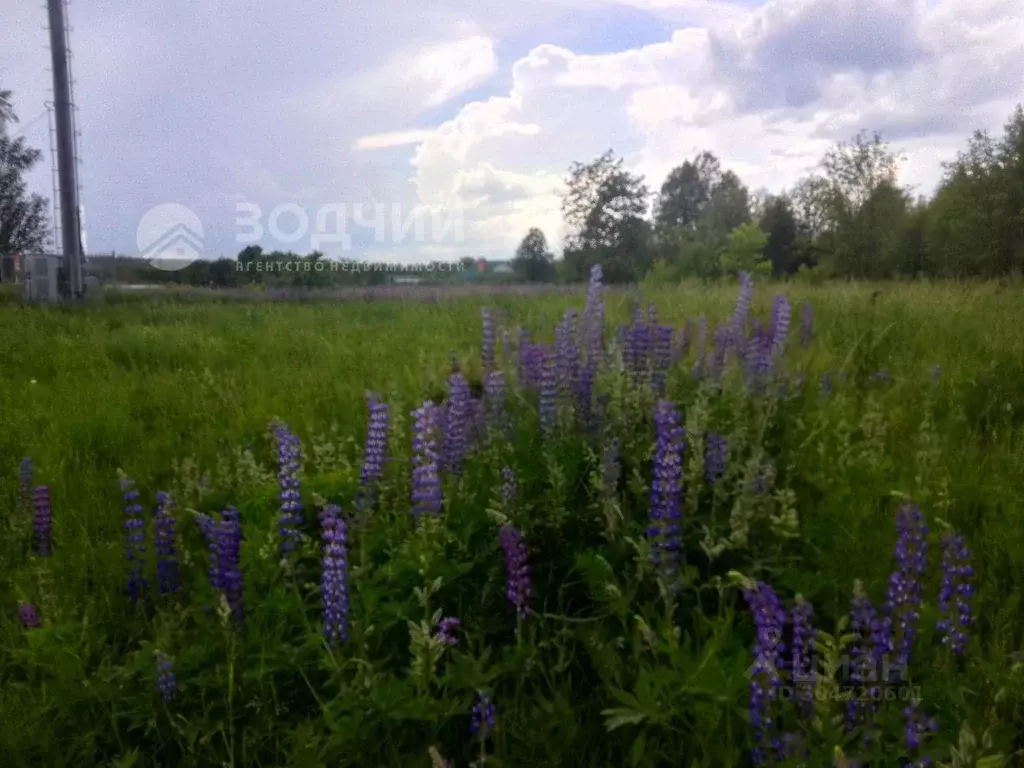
[883,504,929,671]
[846,580,885,729]
[627,308,651,382]
[501,466,516,506]
[707,323,731,381]
[648,400,685,582]
[603,438,621,497]
[582,264,604,354]
[211,506,244,624]
[470,397,486,448]
[154,491,180,596]
[499,524,532,620]
[32,485,52,558]
[732,271,754,342]
[769,294,791,354]
[790,596,816,714]
[651,324,673,395]
[483,370,506,433]
[800,301,813,347]
[156,651,177,703]
[360,394,389,490]
[273,422,304,553]
[937,533,973,656]
[704,433,727,485]
[434,616,461,647]
[119,478,147,602]
[903,700,939,752]
[747,328,774,389]
[743,582,786,766]
[929,365,942,384]
[555,308,581,400]
[481,308,496,372]
[692,317,708,379]
[517,328,534,386]
[17,603,41,629]
[443,373,472,474]
[673,319,694,363]
[471,691,497,741]
[19,457,32,509]
[873,369,891,383]
[320,504,350,645]
[412,401,444,519]
[539,347,557,437]
[578,266,605,426]
[500,325,512,367]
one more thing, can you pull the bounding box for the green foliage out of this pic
[512,228,556,282]
[0,89,50,257]
[719,223,770,276]
[562,149,652,283]
[1,282,1023,766]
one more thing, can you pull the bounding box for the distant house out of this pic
[490,261,514,275]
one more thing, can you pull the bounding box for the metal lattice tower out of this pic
[44,0,84,297]
[46,103,61,251]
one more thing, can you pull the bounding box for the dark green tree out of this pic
[562,150,651,283]
[0,91,50,258]
[512,227,555,282]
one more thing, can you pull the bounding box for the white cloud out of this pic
[353,130,438,151]
[417,36,498,106]
[383,0,1024,259]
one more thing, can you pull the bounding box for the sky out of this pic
[1,0,1022,264]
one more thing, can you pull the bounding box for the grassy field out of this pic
[1,279,1023,766]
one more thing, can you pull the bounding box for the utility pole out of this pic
[46,0,83,298]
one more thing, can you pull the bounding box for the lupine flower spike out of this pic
[273,422,304,553]
[743,582,786,766]
[937,532,973,656]
[33,485,52,558]
[499,524,532,621]
[648,400,685,584]
[209,506,244,625]
[19,457,32,508]
[156,651,177,703]
[471,691,497,741]
[411,401,443,519]
[154,491,180,595]
[434,617,461,647]
[119,477,146,602]
[883,504,929,672]
[320,504,350,645]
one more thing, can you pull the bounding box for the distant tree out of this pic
[512,227,555,282]
[651,153,751,278]
[562,149,651,282]
[0,89,14,125]
[719,222,770,277]
[704,170,751,239]
[759,195,800,276]
[0,91,50,257]
[924,107,1024,278]
[654,151,722,233]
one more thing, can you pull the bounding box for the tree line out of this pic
[2,85,1022,285]
[514,103,1024,283]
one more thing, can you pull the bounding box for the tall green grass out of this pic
[0,280,1022,766]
